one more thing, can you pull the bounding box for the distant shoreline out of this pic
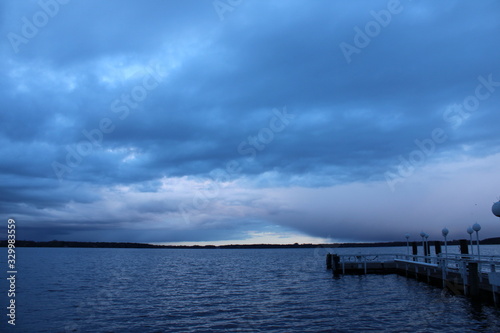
[2,238,500,249]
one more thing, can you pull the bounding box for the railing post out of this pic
[479,262,483,283]
[441,256,446,289]
[462,260,468,295]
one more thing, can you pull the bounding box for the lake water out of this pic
[3,246,500,332]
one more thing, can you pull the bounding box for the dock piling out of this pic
[459,239,469,257]
[412,242,418,261]
[435,241,442,256]
[331,254,340,275]
[468,262,480,299]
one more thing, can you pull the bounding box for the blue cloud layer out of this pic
[1,0,500,242]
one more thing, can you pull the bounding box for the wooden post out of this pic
[326,254,332,269]
[459,239,469,255]
[435,241,442,256]
[331,254,340,275]
[424,241,429,263]
[412,242,418,261]
[468,262,480,299]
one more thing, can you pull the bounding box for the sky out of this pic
[1,0,500,245]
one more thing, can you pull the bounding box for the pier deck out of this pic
[326,253,500,304]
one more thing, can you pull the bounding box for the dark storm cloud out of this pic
[1,0,500,243]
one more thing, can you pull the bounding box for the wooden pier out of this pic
[326,252,500,305]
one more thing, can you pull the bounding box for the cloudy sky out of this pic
[1,0,500,244]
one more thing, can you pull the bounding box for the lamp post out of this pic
[424,233,429,260]
[420,231,425,257]
[405,234,410,257]
[441,227,449,272]
[467,226,474,257]
[442,227,449,258]
[473,223,481,262]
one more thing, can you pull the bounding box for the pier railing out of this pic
[332,253,398,275]
[328,252,500,304]
[333,253,500,276]
[394,254,500,275]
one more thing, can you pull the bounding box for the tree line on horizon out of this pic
[2,238,500,249]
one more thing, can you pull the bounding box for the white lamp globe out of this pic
[472,223,481,232]
[493,201,500,217]
[442,228,449,237]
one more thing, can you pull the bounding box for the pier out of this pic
[326,251,500,304]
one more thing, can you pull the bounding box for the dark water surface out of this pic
[2,247,500,332]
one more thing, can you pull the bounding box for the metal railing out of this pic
[330,252,500,301]
[333,253,399,275]
[394,253,500,274]
[331,253,500,277]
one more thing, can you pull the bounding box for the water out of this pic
[2,246,500,332]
